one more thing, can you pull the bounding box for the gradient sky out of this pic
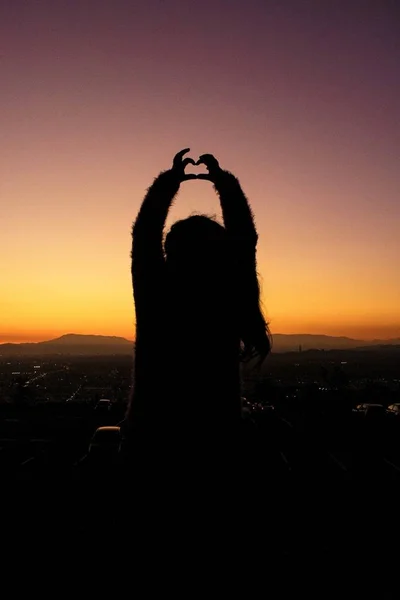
[1,0,399,343]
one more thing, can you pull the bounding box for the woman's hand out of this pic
[168,150,226,183]
[195,153,223,183]
[171,148,197,182]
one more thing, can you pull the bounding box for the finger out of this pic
[182,158,196,168]
[196,173,213,180]
[182,174,198,180]
[173,148,191,166]
[196,154,220,170]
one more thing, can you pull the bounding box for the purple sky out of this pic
[1,0,399,342]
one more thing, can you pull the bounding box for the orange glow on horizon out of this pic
[2,179,399,344]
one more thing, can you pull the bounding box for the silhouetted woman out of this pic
[125,149,270,443]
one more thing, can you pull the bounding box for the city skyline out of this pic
[2,1,399,344]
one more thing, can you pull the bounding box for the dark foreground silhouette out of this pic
[125,149,270,445]
[3,386,400,594]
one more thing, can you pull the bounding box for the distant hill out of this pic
[271,334,400,352]
[350,344,400,353]
[0,332,399,356]
[41,334,132,346]
[0,334,133,356]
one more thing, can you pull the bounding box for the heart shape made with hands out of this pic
[177,151,220,181]
[184,159,209,179]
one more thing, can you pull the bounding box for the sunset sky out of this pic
[1,0,399,343]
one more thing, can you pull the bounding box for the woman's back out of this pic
[126,150,270,438]
[134,243,241,429]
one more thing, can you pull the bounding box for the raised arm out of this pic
[197,154,270,360]
[196,154,258,247]
[132,150,196,315]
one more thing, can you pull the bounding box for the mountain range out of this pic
[0,334,132,356]
[0,333,399,356]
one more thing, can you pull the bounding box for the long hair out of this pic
[164,215,271,362]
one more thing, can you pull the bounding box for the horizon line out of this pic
[1,331,399,345]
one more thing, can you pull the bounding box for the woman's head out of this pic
[164,214,271,362]
[165,215,229,275]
